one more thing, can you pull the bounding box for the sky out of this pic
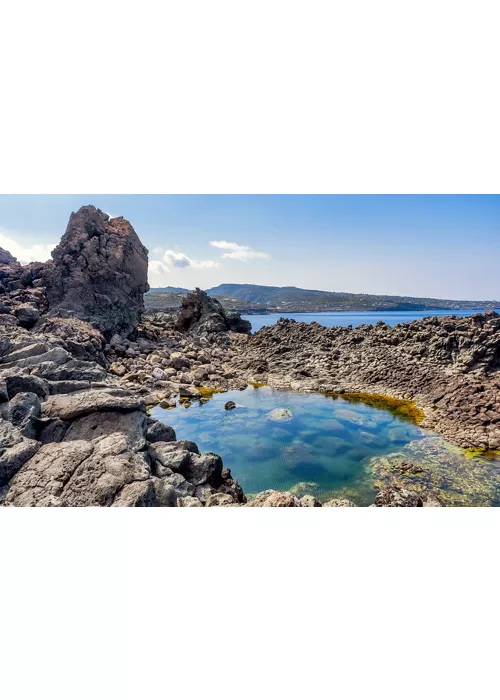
[0,194,499,300]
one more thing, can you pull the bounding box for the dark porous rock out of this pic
[224,401,236,410]
[0,247,17,265]
[43,206,149,338]
[7,392,41,438]
[5,374,50,400]
[373,486,423,507]
[148,441,192,477]
[182,452,224,487]
[14,304,40,329]
[175,288,251,339]
[0,380,8,404]
[217,468,247,504]
[36,417,69,444]
[175,439,200,454]
[145,419,176,444]
[225,310,252,334]
[34,317,107,365]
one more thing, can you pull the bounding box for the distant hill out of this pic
[204,283,500,312]
[149,285,191,294]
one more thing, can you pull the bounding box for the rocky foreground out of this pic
[1,205,497,507]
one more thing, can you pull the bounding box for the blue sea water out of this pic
[152,386,500,506]
[242,309,499,333]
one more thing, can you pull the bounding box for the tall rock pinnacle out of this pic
[43,206,149,337]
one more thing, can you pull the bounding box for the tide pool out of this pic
[151,385,500,506]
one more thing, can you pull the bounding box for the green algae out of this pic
[369,436,500,507]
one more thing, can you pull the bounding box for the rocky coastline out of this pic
[2,205,498,507]
[232,313,500,451]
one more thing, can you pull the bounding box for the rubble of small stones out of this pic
[232,313,500,450]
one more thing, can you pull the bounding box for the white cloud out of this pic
[154,248,220,269]
[209,240,269,261]
[0,230,55,264]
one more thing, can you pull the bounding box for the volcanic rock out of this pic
[43,206,149,338]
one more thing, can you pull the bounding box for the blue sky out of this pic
[0,195,499,299]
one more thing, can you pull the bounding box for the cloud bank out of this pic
[0,230,55,264]
[209,240,269,261]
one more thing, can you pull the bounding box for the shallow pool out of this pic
[151,385,500,506]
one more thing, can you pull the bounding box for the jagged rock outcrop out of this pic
[0,247,17,265]
[175,288,251,339]
[43,206,149,338]
[233,311,500,450]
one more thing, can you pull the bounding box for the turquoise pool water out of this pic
[151,385,500,506]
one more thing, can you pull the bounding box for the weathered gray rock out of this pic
[205,492,234,506]
[373,486,423,507]
[0,417,41,486]
[111,480,156,507]
[178,495,203,507]
[300,495,322,507]
[247,490,301,507]
[148,442,191,477]
[63,410,148,451]
[42,389,145,421]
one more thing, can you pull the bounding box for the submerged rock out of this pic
[266,408,293,422]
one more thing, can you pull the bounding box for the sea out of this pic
[241,309,499,333]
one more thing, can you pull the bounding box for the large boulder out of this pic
[43,206,149,338]
[175,288,251,336]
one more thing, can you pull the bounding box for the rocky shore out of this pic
[1,205,496,506]
[232,313,500,451]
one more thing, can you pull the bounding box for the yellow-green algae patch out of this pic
[326,392,425,424]
[248,381,267,389]
[197,386,227,398]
